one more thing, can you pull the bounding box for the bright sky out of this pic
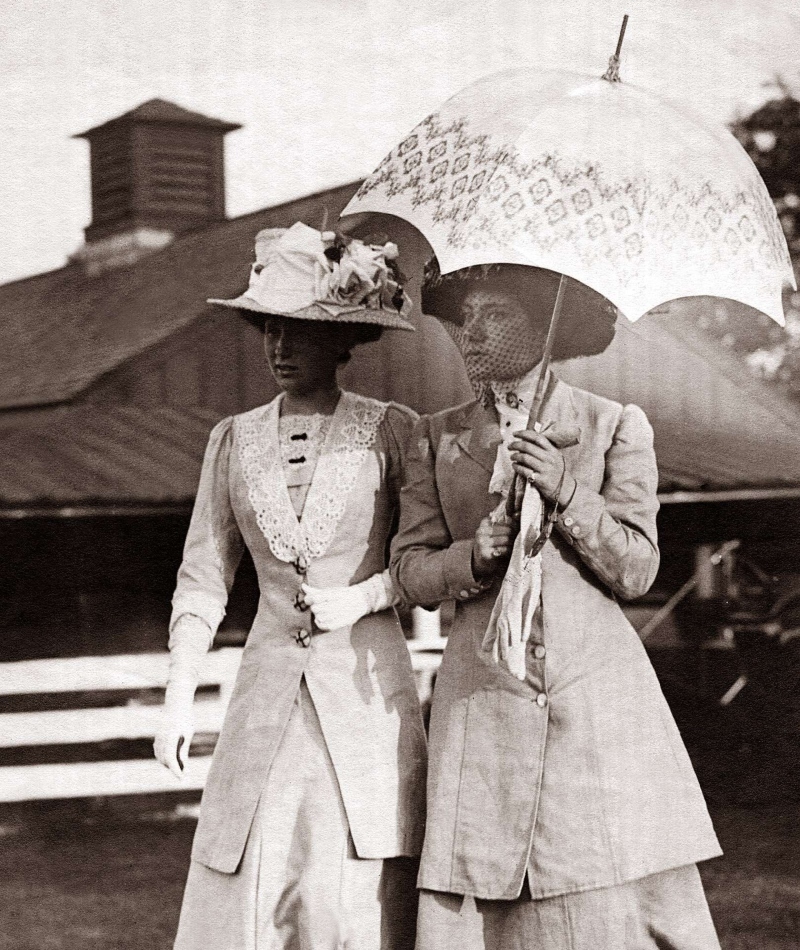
[2,0,799,284]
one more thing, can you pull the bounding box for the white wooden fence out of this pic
[0,633,446,804]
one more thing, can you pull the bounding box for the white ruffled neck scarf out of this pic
[481,363,550,682]
[488,364,544,498]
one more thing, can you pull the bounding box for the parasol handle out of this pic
[602,14,629,83]
[505,274,568,520]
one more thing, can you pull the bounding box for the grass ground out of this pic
[0,802,797,949]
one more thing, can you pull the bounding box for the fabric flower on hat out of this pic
[207,221,414,330]
[317,231,404,312]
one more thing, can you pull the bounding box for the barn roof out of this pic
[0,404,222,511]
[4,309,800,510]
[558,301,800,494]
[2,181,800,509]
[0,181,358,410]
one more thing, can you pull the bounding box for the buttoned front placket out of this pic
[520,602,550,893]
[524,603,548,699]
[291,553,314,647]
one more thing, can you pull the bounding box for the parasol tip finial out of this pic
[602,14,629,83]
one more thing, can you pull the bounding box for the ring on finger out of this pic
[527,473,537,486]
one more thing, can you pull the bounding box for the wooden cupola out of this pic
[72,99,241,272]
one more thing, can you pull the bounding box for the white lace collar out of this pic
[234,391,388,566]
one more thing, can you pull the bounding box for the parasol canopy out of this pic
[343,66,795,326]
[342,33,798,679]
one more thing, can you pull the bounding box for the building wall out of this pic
[82,300,472,417]
[81,268,800,494]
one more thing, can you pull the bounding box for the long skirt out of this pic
[174,678,418,950]
[416,864,720,950]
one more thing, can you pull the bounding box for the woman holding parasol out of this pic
[344,24,793,942]
[389,260,723,948]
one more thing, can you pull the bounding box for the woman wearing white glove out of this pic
[155,224,426,950]
[153,614,211,778]
[301,571,395,631]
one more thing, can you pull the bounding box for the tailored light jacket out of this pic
[172,392,427,874]
[390,376,721,901]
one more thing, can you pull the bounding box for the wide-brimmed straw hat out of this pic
[208,222,415,331]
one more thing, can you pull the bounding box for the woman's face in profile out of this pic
[457,287,547,382]
[263,316,346,394]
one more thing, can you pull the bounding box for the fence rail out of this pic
[0,648,242,696]
[0,638,446,804]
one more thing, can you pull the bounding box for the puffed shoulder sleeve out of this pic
[170,416,245,635]
[390,413,486,609]
[555,403,660,601]
[381,402,419,502]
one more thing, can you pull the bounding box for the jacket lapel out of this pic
[455,401,502,475]
[537,375,583,473]
[451,375,582,475]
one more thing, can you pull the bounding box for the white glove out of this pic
[301,572,396,632]
[481,545,542,680]
[153,614,212,779]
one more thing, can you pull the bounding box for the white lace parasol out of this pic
[343,63,794,325]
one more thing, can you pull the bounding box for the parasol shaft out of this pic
[505,274,568,521]
[602,14,630,82]
[528,273,567,428]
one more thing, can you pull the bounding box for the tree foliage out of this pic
[711,83,800,398]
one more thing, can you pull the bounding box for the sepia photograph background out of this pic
[2,1,800,948]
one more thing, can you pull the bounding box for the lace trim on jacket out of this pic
[234,392,388,564]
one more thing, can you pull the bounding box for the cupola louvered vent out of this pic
[75,99,241,249]
[89,124,133,227]
[138,128,217,218]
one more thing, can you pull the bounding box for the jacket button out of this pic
[571,525,582,537]
[563,516,574,526]
[533,644,546,659]
[459,589,470,598]
[536,692,548,707]
[293,629,311,648]
[469,587,480,595]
